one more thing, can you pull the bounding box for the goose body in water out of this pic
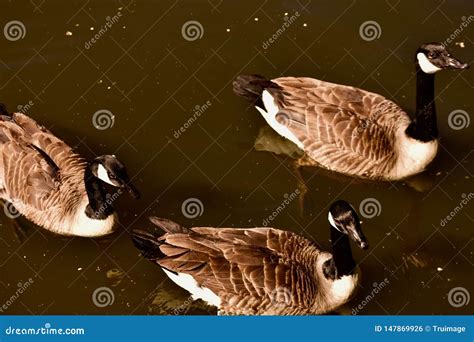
[233,43,468,180]
[0,110,140,237]
[133,200,368,315]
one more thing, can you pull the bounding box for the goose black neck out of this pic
[406,66,437,142]
[84,164,114,220]
[329,225,356,278]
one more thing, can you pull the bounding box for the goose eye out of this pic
[427,52,437,59]
[108,174,117,180]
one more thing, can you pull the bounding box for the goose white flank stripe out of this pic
[162,268,221,307]
[256,90,304,149]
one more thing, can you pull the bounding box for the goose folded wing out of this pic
[0,124,59,210]
[274,77,387,117]
[11,113,79,170]
[158,228,317,310]
[275,98,397,175]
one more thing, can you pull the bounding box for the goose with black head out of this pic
[233,43,468,180]
[132,200,368,315]
[0,110,140,237]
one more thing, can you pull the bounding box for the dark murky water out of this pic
[0,0,472,315]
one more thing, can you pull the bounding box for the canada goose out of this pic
[233,43,469,180]
[132,200,369,315]
[0,110,140,237]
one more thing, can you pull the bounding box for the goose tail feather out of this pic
[233,74,280,108]
[149,216,188,234]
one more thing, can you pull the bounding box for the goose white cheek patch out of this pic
[417,53,442,74]
[328,212,344,233]
[97,164,115,185]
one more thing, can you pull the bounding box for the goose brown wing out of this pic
[11,113,80,170]
[0,119,59,210]
[157,227,320,313]
[271,77,407,176]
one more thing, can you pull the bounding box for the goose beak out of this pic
[351,229,369,250]
[359,240,369,250]
[446,56,469,70]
